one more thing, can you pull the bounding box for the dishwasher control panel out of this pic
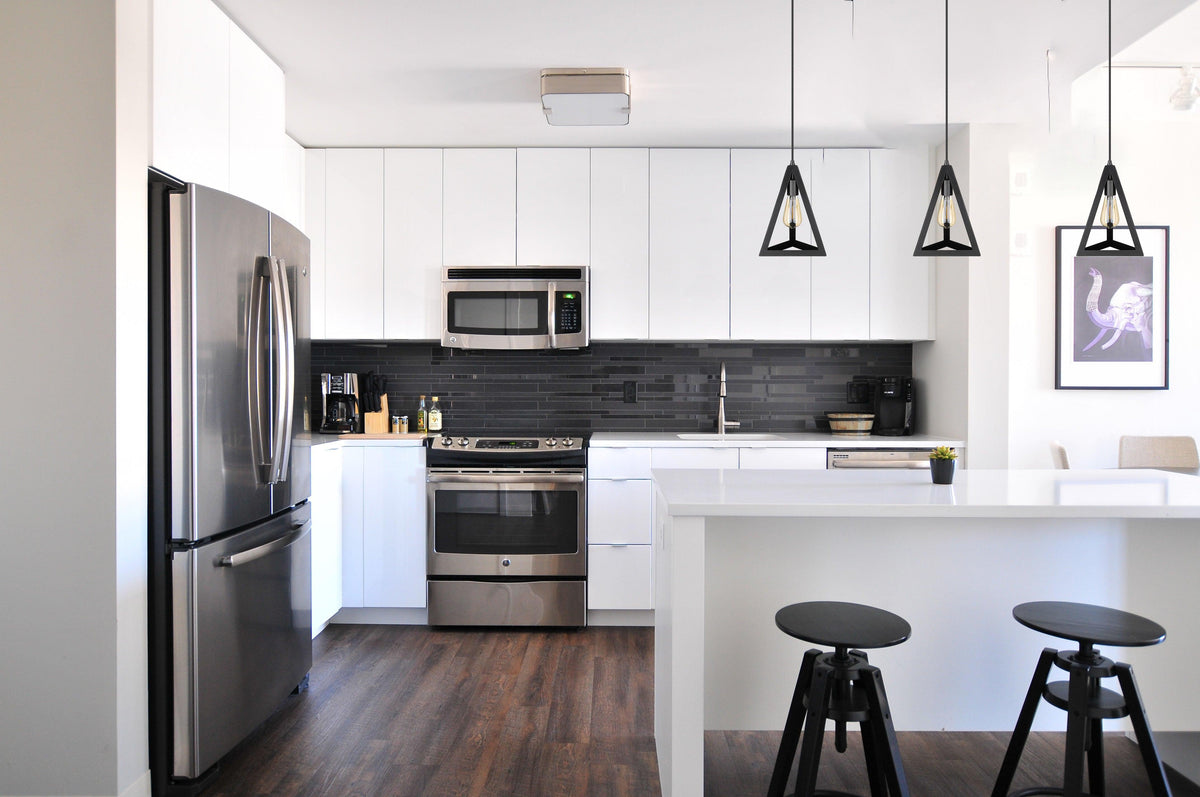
[827,449,932,469]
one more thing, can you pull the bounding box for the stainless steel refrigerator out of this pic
[148,170,312,795]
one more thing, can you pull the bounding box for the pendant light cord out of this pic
[790,0,795,164]
[944,0,949,165]
[1107,0,1112,165]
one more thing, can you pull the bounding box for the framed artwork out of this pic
[1055,225,1169,389]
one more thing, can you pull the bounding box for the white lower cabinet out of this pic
[311,444,343,634]
[587,448,653,611]
[738,447,826,470]
[340,444,427,610]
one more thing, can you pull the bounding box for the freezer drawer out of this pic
[172,504,312,778]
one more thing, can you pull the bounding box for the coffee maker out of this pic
[872,375,914,436]
[319,372,360,433]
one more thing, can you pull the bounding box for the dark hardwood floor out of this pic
[199,625,1199,797]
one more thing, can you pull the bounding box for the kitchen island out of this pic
[652,467,1200,797]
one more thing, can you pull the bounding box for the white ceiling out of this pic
[215,0,1199,149]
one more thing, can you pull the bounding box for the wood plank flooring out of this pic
[198,625,1199,797]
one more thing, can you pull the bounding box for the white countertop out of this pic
[652,467,1200,518]
[312,433,427,448]
[590,431,963,448]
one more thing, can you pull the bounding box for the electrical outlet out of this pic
[623,381,637,403]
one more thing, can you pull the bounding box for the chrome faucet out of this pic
[716,362,740,434]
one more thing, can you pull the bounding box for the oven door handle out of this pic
[427,472,585,484]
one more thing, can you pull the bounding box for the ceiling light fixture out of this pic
[1170,66,1199,111]
[540,68,630,126]
[1077,0,1142,257]
[914,0,980,257]
[760,0,825,257]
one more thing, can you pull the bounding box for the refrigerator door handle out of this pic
[216,521,310,568]
[247,256,274,484]
[269,255,296,484]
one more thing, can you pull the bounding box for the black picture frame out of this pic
[1055,225,1169,390]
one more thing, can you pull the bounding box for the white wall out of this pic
[0,1,150,795]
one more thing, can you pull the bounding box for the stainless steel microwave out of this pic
[442,266,589,350]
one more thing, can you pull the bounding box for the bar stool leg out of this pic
[861,664,909,797]
[1115,663,1173,797]
[767,649,820,797]
[1062,661,1092,797]
[859,715,888,797]
[1087,710,1106,796]
[794,662,835,797]
[992,648,1058,797]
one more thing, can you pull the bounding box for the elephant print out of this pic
[1073,258,1154,362]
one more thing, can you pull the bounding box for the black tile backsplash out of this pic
[313,341,911,436]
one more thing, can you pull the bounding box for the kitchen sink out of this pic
[676,433,784,441]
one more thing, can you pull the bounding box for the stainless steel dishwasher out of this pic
[826,449,932,469]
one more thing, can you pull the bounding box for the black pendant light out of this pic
[1077,0,1143,257]
[914,0,980,257]
[760,0,825,257]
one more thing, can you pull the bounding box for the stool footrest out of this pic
[1043,681,1127,718]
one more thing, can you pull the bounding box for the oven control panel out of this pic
[437,436,579,450]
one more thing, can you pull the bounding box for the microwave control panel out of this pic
[555,291,583,333]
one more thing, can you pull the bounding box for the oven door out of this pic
[426,468,586,577]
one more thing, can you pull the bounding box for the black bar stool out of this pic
[767,601,911,797]
[992,600,1172,797]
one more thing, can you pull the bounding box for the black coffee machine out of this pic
[319,372,360,433]
[846,375,914,436]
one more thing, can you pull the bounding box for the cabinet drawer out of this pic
[588,479,652,544]
[588,447,652,479]
[739,447,827,470]
[588,544,652,610]
[652,447,739,470]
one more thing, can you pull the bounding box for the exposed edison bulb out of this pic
[936,190,958,229]
[782,181,803,230]
[1100,180,1120,228]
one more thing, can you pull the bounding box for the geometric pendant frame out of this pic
[760,161,826,256]
[913,162,980,256]
[1076,162,1143,257]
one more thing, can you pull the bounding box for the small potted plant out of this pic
[929,446,957,484]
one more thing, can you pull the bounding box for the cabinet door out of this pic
[588,545,652,610]
[649,149,730,340]
[870,148,934,340]
[340,447,364,608]
[151,0,229,190]
[517,148,590,265]
[651,447,739,470]
[810,150,871,340]
[311,445,343,633]
[730,149,817,340]
[591,149,650,340]
[362,447,427,608]
[443,149,516,265]
[739,447,826,470]
[588,480,653,544]
[324,149,385,338]
[304,150,327,339]
[384,149,443,339]
[228,24,285,217]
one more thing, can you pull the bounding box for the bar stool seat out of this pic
[768,601,911,797]
[992,601,1172,797]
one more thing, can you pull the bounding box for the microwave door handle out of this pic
[247,257,273,484]
[547,281,557,349]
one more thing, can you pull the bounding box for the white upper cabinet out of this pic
[810,149,871,340]
[870,148,934,340]
[324,149,385,339]
[590,149,649,340]
[443,149,516,265]
[384,149,443,339]
[227,24,285,217]
[730,149,818,340]
[304,150,327,339]
[649,149,731,340]
[152,0,230,191]
[516,149,590,265]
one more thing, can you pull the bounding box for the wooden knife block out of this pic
[362,394,389,434]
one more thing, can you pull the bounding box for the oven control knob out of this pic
[457,437,469,447]
[501,558,511,568]
[545,438,557,447]
[441,436,453,446]
[563,437,574,447]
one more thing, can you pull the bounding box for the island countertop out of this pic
[651,467,1200,519]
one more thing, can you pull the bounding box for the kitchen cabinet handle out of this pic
[217,521,310,568]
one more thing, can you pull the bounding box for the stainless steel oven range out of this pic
[426,435,587,627]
